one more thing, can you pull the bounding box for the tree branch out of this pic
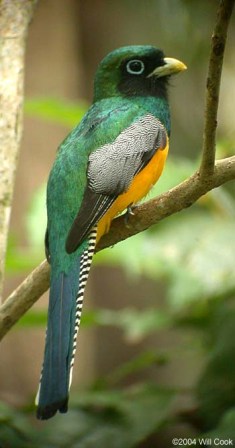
[0,155,234,341]
[0,0,38,302]
[200,0,235,176]
[0,0,234,341]
[97,156,235,251]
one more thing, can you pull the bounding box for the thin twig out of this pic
[200,0,235,177]
[0,155,235,341]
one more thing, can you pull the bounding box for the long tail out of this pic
[36,228,97,420]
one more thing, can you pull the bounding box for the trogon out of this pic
[36,45,186,419]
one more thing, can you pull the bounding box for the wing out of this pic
[66,113,167,253]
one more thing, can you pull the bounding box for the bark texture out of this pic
[0,0,37,302]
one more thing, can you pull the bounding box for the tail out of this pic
[36,228,97,420]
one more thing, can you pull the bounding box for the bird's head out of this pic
[93,45,186,102]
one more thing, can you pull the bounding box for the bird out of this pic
[36,45,186,420]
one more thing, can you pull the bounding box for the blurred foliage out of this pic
[196,304,235,430]
[25,97,88,128]
[0,385,175,448]
[3,95,235,444]
[17,306,171,345]
[204,409,235,443]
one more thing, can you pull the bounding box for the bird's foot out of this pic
[124,203,136,228]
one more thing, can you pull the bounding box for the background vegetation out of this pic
[1,0,235,446]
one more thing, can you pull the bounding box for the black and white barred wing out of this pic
[66,113,167,253]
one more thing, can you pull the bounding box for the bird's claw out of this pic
[124,203,136,228]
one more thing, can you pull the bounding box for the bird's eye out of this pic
[126,59,145,75]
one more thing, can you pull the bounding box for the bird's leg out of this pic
[124,203,136,228]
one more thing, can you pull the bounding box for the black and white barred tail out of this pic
[69,226,97,387]
[36,227,97,420]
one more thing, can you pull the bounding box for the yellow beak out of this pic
[148,57,187,78]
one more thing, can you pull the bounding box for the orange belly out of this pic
[96,140,169,242]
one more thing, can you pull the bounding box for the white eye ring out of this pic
[126,59,145,75]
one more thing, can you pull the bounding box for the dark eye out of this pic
[126,59,145,75]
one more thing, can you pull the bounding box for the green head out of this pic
[93,45,186,102]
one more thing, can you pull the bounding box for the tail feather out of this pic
[36,228,97,420]
[68,227,97,386]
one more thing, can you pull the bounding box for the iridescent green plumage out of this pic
[37,45,186,419]
[47,95,170,272]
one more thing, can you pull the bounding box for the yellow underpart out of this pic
[96,138,169,242]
